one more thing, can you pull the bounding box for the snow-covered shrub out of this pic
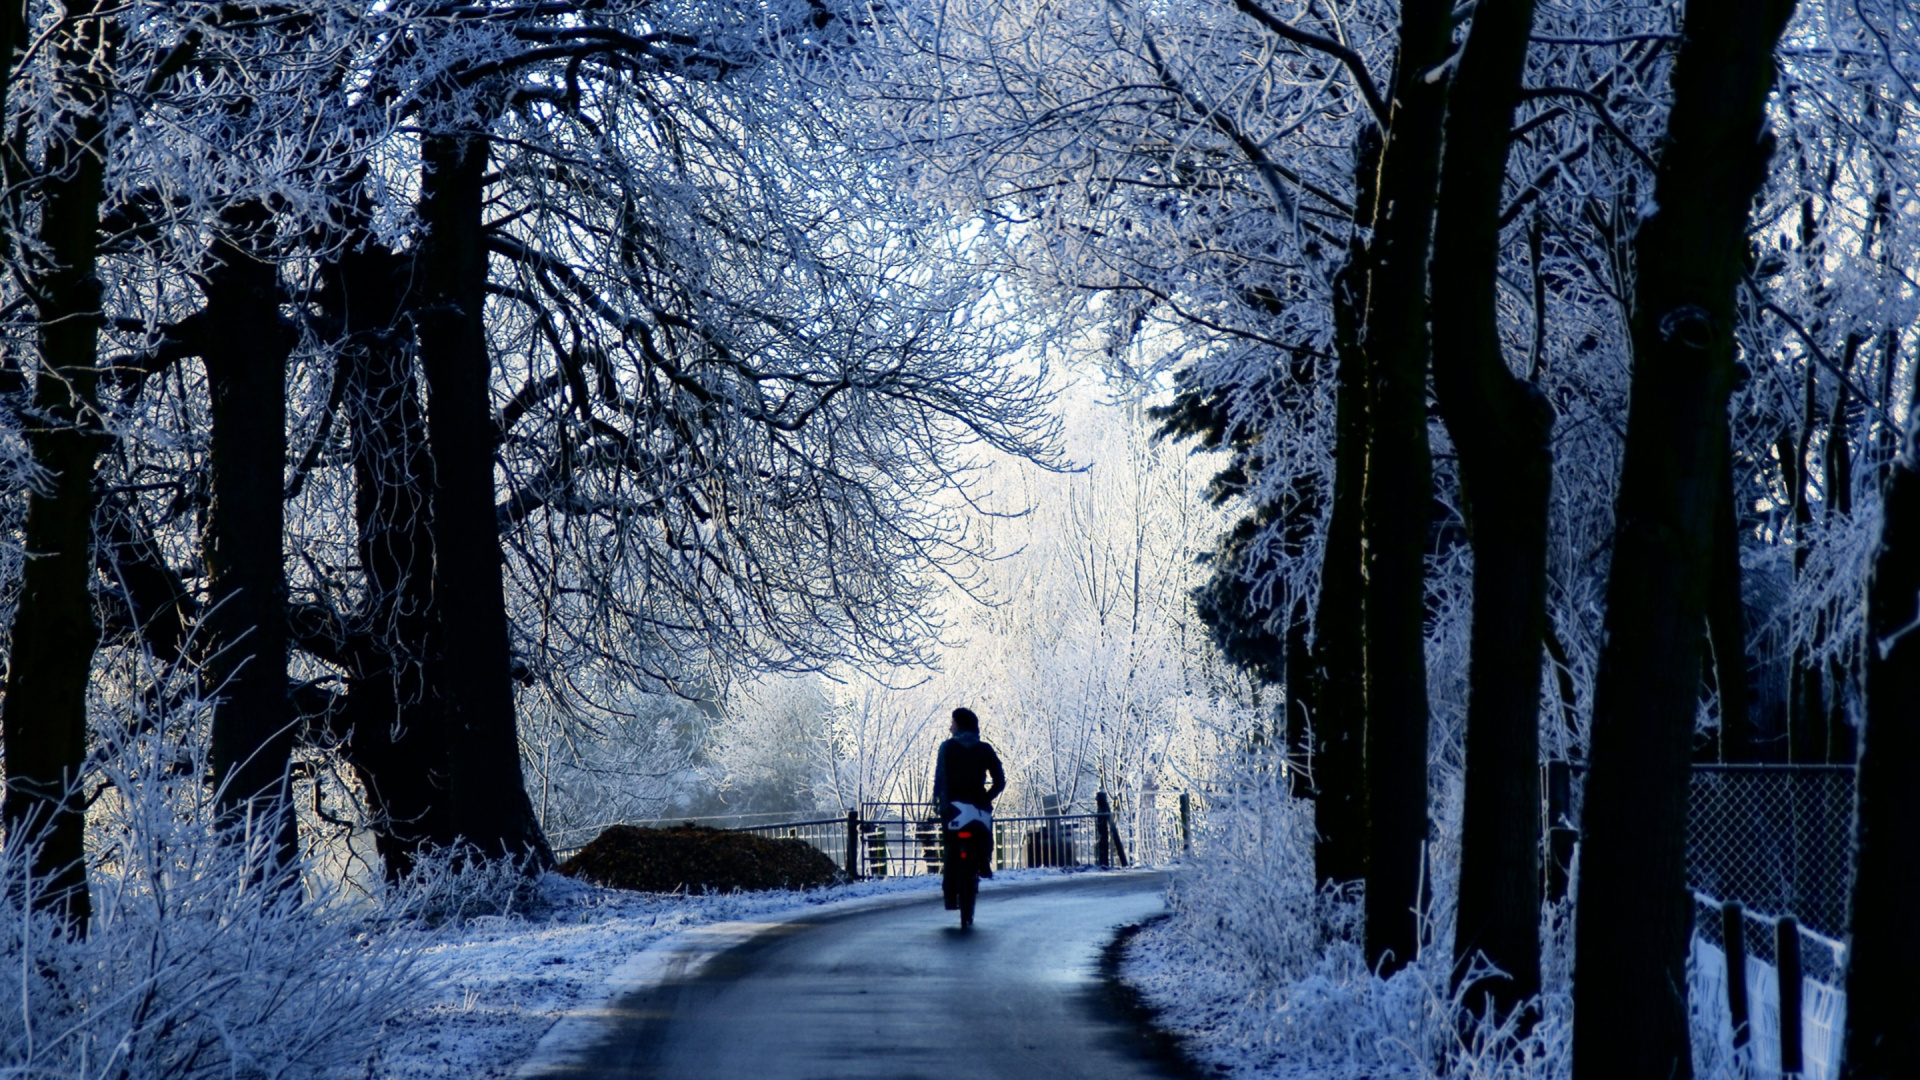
[0,677,425,1080]
[1125,750,1575,1079]
[379,844,551,928]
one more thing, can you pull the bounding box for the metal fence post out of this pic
[1178,791,1192,855]
[1722,900,1749,1050]
[1095,791,1111,869]
[1777,916,1802,1075]
[845,808,860,879]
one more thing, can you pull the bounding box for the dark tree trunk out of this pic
[98,495,196,667]
[1570,0,1795,1075]
[1284,598,1313,799]
[0,0,20,129]
[1793,662,1828,763]
[415,132,552,865]
[1822,373,1855,762]
[1787,366,1830,762]
[1827,372,1853,520]
[1428,0,1548,1023]
[0,1,111,933]
[328,236,456,879]
[1359,0,1451,974]
[201,204,297,848]
[1312,126,1381,892]
[1843,360,1920,1080]
[1708,443,1753,761]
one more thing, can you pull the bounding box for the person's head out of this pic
[950,707,979,734]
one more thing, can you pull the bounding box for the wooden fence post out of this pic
[844,808,860,880]
[1095,791,1111,869]
[1722,900,1749,1050]
[1178,791,1192,855]
[1777,915,1802,1075]
[1545,760,1577,902]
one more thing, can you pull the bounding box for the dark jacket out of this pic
[932,731,1006,818]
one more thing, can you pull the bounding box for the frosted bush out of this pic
[0,685,426,1080]
[378,844,550,927]
[1125,751,1575,1079]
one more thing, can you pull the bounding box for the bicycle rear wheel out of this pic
[956,873,977,928]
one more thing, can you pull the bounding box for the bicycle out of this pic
[941,818,991,928]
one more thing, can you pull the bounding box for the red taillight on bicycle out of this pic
[956,831,973,839]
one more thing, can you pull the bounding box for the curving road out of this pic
[537,871,1184,1080]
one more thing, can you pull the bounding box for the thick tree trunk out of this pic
[1428,0,1548,1023]
[1570,0,1795,1075]
[0,1,111,933]
[1842,366,1920,1079]
[1359,0,1451,973]
[329,236,455,879]
[201,204,297,848]
[1311,126,1380,892]
[415,132,552,865]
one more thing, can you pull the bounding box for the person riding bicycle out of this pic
[931,707,1005,926]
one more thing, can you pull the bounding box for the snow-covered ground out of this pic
[376,868,1077,1079]
[1112,771,1574,1080]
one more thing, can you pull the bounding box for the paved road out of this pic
[547,871,1182,1080]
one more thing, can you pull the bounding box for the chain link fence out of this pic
[1554,763,1855,937]
[1687,765,1855,938]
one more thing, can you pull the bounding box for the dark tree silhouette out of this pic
[1,0,113,933]
[1358,0,1451,974]
[1310,126,1382,892]
[1428,0,1549,1024]
[414,127,554,865]
[1842,328,1920,1078]
[1571,0,1796,1073]
[200,202,297,852]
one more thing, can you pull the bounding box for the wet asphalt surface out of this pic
[547,870,1182,1080]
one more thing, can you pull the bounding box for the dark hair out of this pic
[951,707,979,732]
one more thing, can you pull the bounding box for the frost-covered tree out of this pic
[1,0,386,923]
[2,0,1063,886]
[1,0,117,932]
[693,387,1257,840]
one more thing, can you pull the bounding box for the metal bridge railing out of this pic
[1124,792,1195,866]
[721,791,1178,880]
[856,808,1108,878]
[734,815,861,875]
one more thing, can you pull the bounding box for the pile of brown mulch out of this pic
[559,823,841,894]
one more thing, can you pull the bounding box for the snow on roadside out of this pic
[1111,769,1573,1080]
[374,868,1068,1079]
[1116,890,1440,1080]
